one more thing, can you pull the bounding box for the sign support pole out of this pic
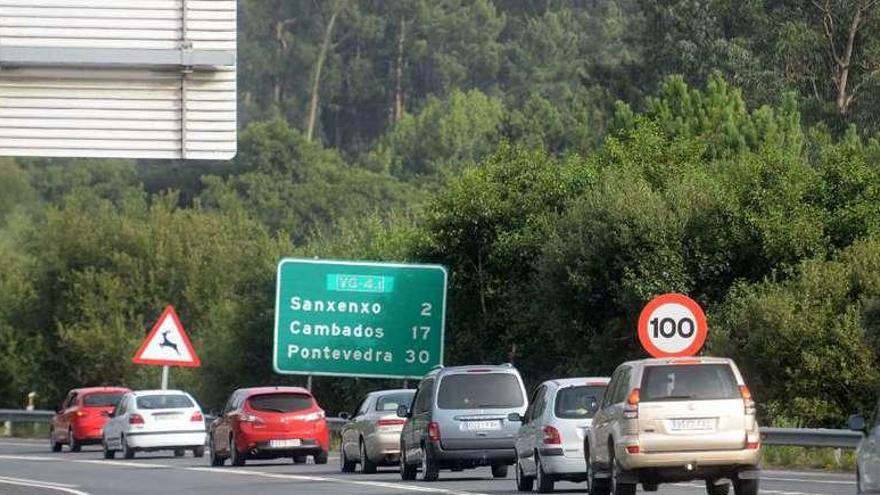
[161,365,170,390]
[403,379,408,389]
[306,375,312,391]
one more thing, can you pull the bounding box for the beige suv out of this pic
[585,357,760,495]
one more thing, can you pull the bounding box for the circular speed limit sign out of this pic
[637,293,708,358]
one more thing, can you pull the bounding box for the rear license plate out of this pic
[462,420,501,431]
[269,439,302,448]
[154,414,181,421]
[671,418,715,431]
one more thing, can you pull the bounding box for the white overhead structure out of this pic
[0,0,237,160]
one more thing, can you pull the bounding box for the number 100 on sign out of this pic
[638,293,708,358]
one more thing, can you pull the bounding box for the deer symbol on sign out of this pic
[159,331,180,355]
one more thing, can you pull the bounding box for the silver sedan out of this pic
[339,389,415,473]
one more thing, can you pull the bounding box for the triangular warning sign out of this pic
[132,306,200,367]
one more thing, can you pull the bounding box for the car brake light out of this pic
[301,410,325,422]
[427,421,441,442]
[740,385,756,415]
[129,414,144,425]
[625,445,641,454]
[624,388,640,419]
[668,358,701,365]
[376,418,406,429]
[75,411,88,418]
[240,414,263,424]
[466,369,491,373]
[191,411,204,422]
[542,426,561,445]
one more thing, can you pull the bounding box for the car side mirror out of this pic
[338,411,350,421]
[101,411,111,418]
[507,412,523,423]
[849,414,867,433]
[396,405,410,418]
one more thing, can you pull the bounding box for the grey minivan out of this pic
[397,364,529,482]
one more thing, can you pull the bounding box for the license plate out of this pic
[154,414,181,421]
[462,420,501,431]
[671,418,715,431]
[269,439,301,448]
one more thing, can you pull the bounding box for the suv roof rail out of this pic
[500,362,514,367]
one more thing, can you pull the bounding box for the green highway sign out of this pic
[273,259,447,379]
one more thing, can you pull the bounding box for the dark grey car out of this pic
[397,364,528,482]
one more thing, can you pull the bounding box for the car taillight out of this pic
[625,445,641,454]
[740,385,756,415]
[624,388,640,419]
[75,411,88,418]
[240,414,263,424]
[190,411,203,422]
[427,421,441,442]
[542,426,561,445]
[301,410,325,422]
[129,414,144,425]
[377,418,406,429]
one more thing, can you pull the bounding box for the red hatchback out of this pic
[208,387,330,467]
[50,387,130,452]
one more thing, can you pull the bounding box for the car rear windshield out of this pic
[136,394,194,410]
[554,385,606,419]
[375,392,415,412]
[437,373,524,409]
[248,393,313,413]
[83,393,123,407]
[641,364,740,402]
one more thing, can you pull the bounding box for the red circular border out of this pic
[637,293,708,358]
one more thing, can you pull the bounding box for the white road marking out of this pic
[72,459,171,469]
[0,454,57,461]
[0,475,76,488]
[0,475,91,495]
[762,476,855,485]
[0,441,51,447]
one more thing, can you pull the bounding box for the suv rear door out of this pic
[434,371,525,451]
[637,363,746,453]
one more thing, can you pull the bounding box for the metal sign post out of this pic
[161,366,170,390]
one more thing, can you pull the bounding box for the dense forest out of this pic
[1,0,880,428]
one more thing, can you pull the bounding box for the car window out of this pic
[554,385,606,419]
[437,373,524,410]
[136,394,194,410]
[413,379,434,414]
[524,387,541,421]
[641,364,739,402]
[248,393,312,413]
[83,393,124,407]
[115,396,130,416]
[532,386,548,419]
[66,392,79,409]
[376,392,415,412]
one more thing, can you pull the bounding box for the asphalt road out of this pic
[0,438,856,495]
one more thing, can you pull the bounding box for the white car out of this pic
[513,377,610,492]
[102,389,207,459]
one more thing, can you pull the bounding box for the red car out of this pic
[50,387,130,452]
[208,386,330,467]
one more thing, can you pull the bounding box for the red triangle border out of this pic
[131,305,201,367]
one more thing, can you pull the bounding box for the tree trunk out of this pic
[392,17,407,123]
[305,5,341,142]
[835,6,862,115]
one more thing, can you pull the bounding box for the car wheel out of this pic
[610,446,635,495]
[732,476,758,495]
[535,454,554,493]
[68,428,81,452]
[400,444,417,481]
[585,440,610,495]
[706,480,730,495]
[340,444,356,473]
[420,445,439,482]
[492,463,509,479]
[209,435,225,467]
[49,429,62,453]
[857,468,863,495]
[122,435,135,459]
[314,450,329,465]
[229,434,245,466]
[360,441,377,474]
[293,455,308,464]
[102,438,115,459]
[174,448,185,457]
[193,446,205,458]
[515,458,534,492]
[642,482,658,492]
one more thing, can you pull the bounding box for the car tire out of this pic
[102,438,115,459]
[49,429,62,453]
[340,445,356,473]
[585,440,610,495]
[706,480,730,495]
[610,446,635,495]
[174,448,185,457]
[229,435,245,467]
[293,455,308,464]
[857,468,863,495]
[209,435,225,467]
[193,446,205,458]
[68,428,81,452]
[535,454,554,493]
[420,445,439,482]
[643,483,659,492]
[733,476,758,495]
[400,444,417,481]
[515,458,534,492]
[492,463,509,479]
[314,450,329,465]
[122,435,135,460]
[360,440,377,474]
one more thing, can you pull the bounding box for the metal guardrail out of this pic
[0,410,864,449]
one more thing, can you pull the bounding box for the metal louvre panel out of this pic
[0,67,236,160]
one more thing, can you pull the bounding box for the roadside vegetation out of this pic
[1,1,879,433]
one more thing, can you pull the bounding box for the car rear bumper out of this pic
[541,453,586,476]
[365,431,403,463]
[429,442,516,466]
[127,431,206,450]
[618,446,761,471]
[247,439,325,458]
